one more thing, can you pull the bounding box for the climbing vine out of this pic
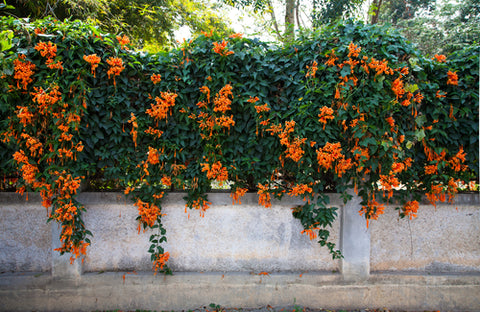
[0,17,478,273]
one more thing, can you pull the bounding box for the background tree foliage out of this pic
[2,0,232,50]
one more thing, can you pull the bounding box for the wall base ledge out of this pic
[1,271,479,311]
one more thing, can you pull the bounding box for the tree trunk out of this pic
[284,0,296,41]
[370,0,383,24]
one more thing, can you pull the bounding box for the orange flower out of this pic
[347,42,361,58]
[255,103,270,113]
[436,90,446,98]
[201,161,229,184]
[213,40,234,56]
[379,174,400,199]
[188,197,211,217]
[316,142,343,171]
[153,252,170,275]
[414,92,424,103]
[161,176,172,187]
[144,127,163,138]
[403,200,419,219]
[248,96,259,103]
[433,54,446,62]
[424,164,438,175]
[257,183,271,208]
[391,76,405,100]
[106,57,125,86]
[13,55,36,90]
[135,199,162,228]
[16,106,34,127]
[447,70,458,85]
[34,41,57,61]
[214,84,233,113]
[215,115,235,130]
[128,113,138,148]
[231,187,248,205]
[147,146,160,165]
[229,33,243,39]
[83,54,101,78]
[199,86,211,103]
[151,73,162,84]
[283,137,306,162]
[426,184,445,208]
[146,92,178,121]
[391,162,405,174]
[305,60,318,78]
[301,226,320,240]
[325,49,338,66]
[358,193,385,228]
[318,106,334,128]
[288,183,312,197]
[116,34,130,48]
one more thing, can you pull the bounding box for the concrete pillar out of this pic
[51,223,83,279]
[340,190,370,281]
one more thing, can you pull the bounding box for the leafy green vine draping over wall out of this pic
[0,16,478,272]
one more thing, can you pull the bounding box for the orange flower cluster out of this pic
[305,60,318,78]
[20,133,43,157]
[83,54,101,78]
[391,76,405,100]
[403,200,419,220]
[116,34,130,48]
[106,57,125,86]
[13,55,36,90]
[358,192,385,228]
[146,92,178,122]
[267,120,307,163]
[213,40,234,56]
[257,183,271,208]
[144,127,163,138]
[135,199,162,229]
[214,84,233,113]
[194,85,236,139]
[447,70,458,85]
[288,183,312,198]
[147,146,160,165]
[35,41,57,59]
[426,184,446,208]
[325,49,338,66]
[229,33,243,39]
[128,113,138,147]
[161,176,172,187]
[201,161,228,184]
[316,142,344,171]
[54,171,82,199]
[301,225,320,240]
[231,187,248,205]
[433,54,447,62]
[254,103,270,113]
[379,174,400,199]
[188,197,212,217]
[13,150,38,185]
[318,106,334,128]
[16,106,34,127]
[348,42,361,58]
[153,252,170,275]
[31,86,62,116]
[151,73,162,84]
[35,41,63,71]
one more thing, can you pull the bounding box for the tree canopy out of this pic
[2,0,233,50]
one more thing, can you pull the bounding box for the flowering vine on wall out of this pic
[0,17,478,274]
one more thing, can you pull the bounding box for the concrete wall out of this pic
[0,192,479,311]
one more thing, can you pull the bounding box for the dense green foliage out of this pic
[0,17,477,271]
